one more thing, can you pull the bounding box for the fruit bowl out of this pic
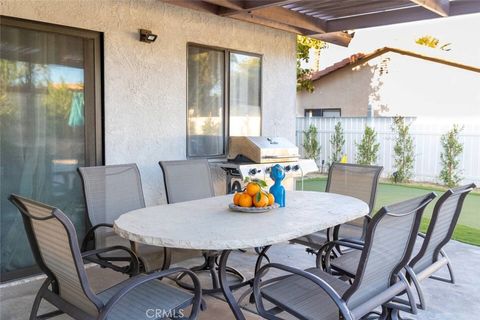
[228,203,279,213]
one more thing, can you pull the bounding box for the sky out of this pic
[317,12,480,70]
[49,64,84,84]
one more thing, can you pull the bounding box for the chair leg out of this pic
[443,249,455,284]
[390,309,415,320]
[429,249,455,284]
[405,267,426,310]
[30,279,63,320]
[30,290,43,320]
[200,298,208,311]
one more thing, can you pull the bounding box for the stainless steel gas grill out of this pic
[211,136,318,193]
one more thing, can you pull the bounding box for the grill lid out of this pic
[228,136,299,164]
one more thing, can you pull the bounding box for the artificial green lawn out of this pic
[297,177,480,246]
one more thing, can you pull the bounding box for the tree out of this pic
[415,35,451,51]
[439,125,464,188]
[44,80,73,119]
[303,124,321,161]
[330,121,345,163]
[391,116,415,183]
[296,35,326,92]
[356,126,380,165]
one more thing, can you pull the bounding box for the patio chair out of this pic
[252,193,435,320]
[9,194,202,320]
[291,163,383,254]
[78,164,167,273]
[405,183,476,310]
[159,159,245,293]
[322,183,475,302]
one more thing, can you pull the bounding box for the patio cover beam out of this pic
[214,0,304,16]
[205,0,327,34]
[228,6,327,34]
[164,0,328,35]
[310,31,354,47]
[228,12,308,34]
[162,0,219,14]
[162,0,311,35]
[409,0,450,17]
[326,0,480,32]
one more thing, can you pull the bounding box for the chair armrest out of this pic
[97,267,202,320]
[317,239,364,271]
[81,223,114,251]
[253,263,353,320]
[82,245,140,275]
[334,239,364,249]
[332,215,369,254]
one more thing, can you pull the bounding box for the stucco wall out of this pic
[297,63,371,117]
[1,0,297,205]
[296,65,371,117]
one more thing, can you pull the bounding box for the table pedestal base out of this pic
[176,252,245,294]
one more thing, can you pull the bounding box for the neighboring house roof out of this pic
[310,47,480,81]
[51,83,84,91]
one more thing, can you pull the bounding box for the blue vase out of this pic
[269,164,286,207]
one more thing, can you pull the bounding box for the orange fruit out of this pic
[253,192,269,207]
[233,192,242,205]
[238,193,253,207]
[267,193,275,206]
[246,182,261,197]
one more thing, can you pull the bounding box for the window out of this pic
[0,17,103,281]
[187,44,261,158]
[305,108,341,118]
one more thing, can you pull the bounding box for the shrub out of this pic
[391,116,415,183]
[303,124,321,160]
[330,121,345,164]
[356,126,380,165]
[439,125,464,188]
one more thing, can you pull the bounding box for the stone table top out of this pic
[114,191,369,250]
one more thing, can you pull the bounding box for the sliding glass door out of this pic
[0,17,102,281]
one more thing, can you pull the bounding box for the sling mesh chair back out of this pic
[10,195,101,318]
[292,163,382,251]
[9,194,202,320]
[343,193,434,313]
[253,193,435,320]
[79,164,145,249]
[410,183,475,274]
[79,164,167,273]
[159,159,245,293]
[405,183,476,310]
[159,159,215,204]
[327,163,383,241]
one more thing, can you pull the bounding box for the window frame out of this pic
[0,16,104,282]
[186,43,262,159]
[305,108,341,118]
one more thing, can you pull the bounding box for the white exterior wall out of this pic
[296,52,480,118]
[1,0,297,205]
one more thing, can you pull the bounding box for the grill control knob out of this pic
[249,168,261,176]
[284,165,291,172]
[292,165,300,172]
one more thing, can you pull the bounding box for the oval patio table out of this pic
[114,190,369,320]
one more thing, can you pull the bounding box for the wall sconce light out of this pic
[139,29,157,43]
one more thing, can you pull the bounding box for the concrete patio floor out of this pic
[1,240,479,319]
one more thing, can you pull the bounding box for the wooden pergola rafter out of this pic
[162,0,480,46]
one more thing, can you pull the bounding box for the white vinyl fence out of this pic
[296,117,480,185]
